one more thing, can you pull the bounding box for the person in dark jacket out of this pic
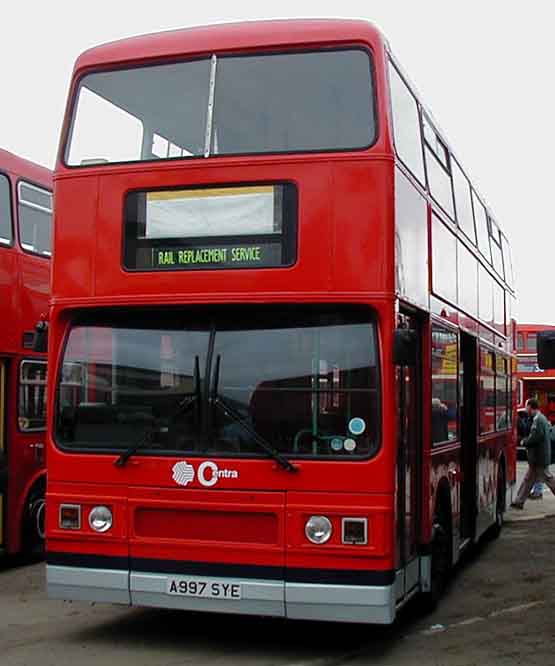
[522,408,546,499]
[515,408,543,497]
[511,399,555,509]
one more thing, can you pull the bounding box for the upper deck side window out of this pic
[17,181,53,257]
[0,173,13,245]
[422,115,449,169]
[451,159,476,244]
[422,115,455,219]
[472,191,491,263]
[489,218,504,279]
[66,49,376,167]
[501,233,514,288]
[387,60,425,183]
[388,53,512,298]
[431,213,457,305]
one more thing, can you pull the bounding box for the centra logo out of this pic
[172,461,195,486]
[172,460,240,488]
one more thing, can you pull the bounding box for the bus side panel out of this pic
[0,359,6,551]
[476,433,503,537]
[51,176,97,300]
[0,250,19,353]
[5,359,46,554]
[18,253,50,333]
[420,317,433,549]
[331,161,394,294]
[430,446,461,549]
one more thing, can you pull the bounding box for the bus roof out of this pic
[0,147,52,189]
[517,323,555,333]
[74,19,385,71]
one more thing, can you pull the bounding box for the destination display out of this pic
[123,183,297,271]
[148,242,282,269]
[145,186,280,239]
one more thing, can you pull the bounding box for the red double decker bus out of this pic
[516,324,555,417]
[46,20,516,623]
[0,148,51,555]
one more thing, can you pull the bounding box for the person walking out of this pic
[516,408,537,495]
[511,398,555,509]
[529,418,555,498]
[528,408,545,500]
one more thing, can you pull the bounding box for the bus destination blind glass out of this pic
[124,183,297,271]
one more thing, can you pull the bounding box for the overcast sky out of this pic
[0,1,548,323]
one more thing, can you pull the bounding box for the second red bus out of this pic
[0,148,51,556]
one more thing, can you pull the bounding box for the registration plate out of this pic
[166,578,242,600]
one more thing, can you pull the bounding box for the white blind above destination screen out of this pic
[145,186,281,239]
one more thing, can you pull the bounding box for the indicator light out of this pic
[59,504,81,530]
[342,517,368,545]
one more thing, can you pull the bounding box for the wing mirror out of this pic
[33,320,49,353]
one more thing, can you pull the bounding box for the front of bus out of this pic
[47,20,399,623]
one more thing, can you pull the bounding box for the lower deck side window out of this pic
[431,324,458,444]
[18,360,47,431]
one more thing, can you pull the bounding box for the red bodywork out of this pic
[46,19,516,618]
[0,148,51,554]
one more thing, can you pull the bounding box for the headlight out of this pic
[88,506,113,533]
[305,515,332,544]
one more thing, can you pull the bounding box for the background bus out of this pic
[516,324,555,417]
[516,324,555,457]
[0,148,52,556]
[46,19,516,623]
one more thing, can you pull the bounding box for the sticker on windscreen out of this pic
[330,437,344,452]
[348,417,366,436]
[344,438,357,452]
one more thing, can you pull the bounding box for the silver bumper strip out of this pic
[47,565,130,604]
[46,565,397,624]
[286,581,396,623]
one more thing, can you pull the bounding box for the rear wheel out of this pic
[421,502,452,613]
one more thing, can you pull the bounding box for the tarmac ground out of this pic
[1,461,553,666]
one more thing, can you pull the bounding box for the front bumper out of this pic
[47,564,397,624]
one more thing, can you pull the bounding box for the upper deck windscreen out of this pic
[65,49,376,166]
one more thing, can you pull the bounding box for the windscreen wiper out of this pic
[115,355,201,467]
[210,355,297,473]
